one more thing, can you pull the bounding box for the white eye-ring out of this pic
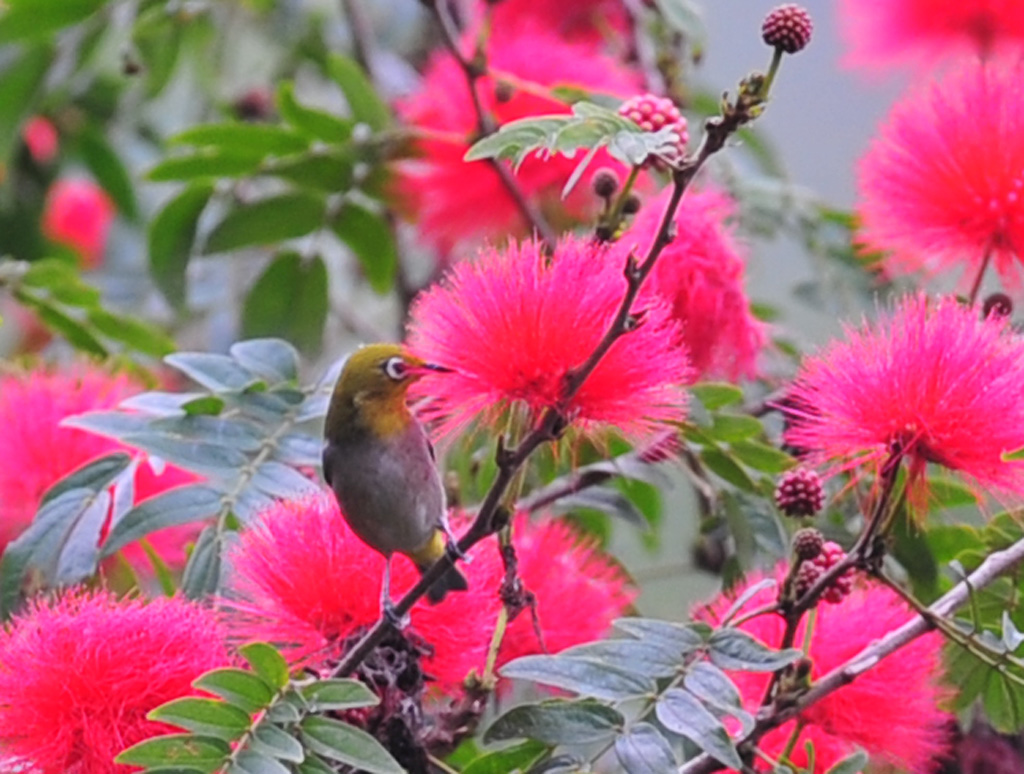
[383,356,408,381]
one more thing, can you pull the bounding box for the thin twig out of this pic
[339,0,377,80]
[679,534,1024,774]
[426,0,558,246]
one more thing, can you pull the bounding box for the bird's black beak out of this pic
[422,362,453,374]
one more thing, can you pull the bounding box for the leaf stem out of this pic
[427,0,558,247]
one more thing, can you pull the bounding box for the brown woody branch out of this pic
[679,534,1024,774]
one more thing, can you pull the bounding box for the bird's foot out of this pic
[382,599,410,630]
[444,535,470,564]
[441,519,471,563]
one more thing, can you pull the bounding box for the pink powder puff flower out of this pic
[219,488,495,690]
[697,572,951,773]
[22,116,58,164]
[782,295,1024,507]
[219,490,636,693]
[614,186,766,380]
[463,0,630,46]
[392,23,640,255]
[0,589,229,774]
[41,178,115,270]
[406,236,691,441]
[839,0,1024,72]
[857,58,1024,289]
[0,366,201,569]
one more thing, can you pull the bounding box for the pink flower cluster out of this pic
[393,23,639,255]
[219,488,636,693]
[0,590,228,774]
[783,295,1024,506]
[407,235,691,441]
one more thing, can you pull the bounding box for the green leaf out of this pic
[173,123,310,157]
[700,447,757,492]
[614,723,678,774]
[78,125,138,219]
[823,750,868,774]
[301,679,380,711]
[277,82,354,143]
[729,440,794,474]
[132,5,184,97]
[655,688,742,770]
[148,152,264,182]
[250,724,305,764]
[241,642,290,689]
[690,383,744,410]
[230,339,300,384]
[182,526,222,598]
[25,301,100,355]
[40,452,131,506]
[229,751,292,774]
[613,618,707,652]
[203,193,326,254]
[148,697,252,741]
[165,352,260,391]
[194,668,276,714]
[465,101,675,169]
[21,259,100,305]
[295,754,338,774]
[86,308,175,357]
[684,662,753,731]
[926,476,978,509]
[555,487,647,529]
[266,151,355,192]
[0,487,108,617]
[485,700,624,745]
[0,44,52,164]
[500,654,654,701]
[0,0,105,43]
[708,414,763,444]
[300,716,405,774]
[462,741,548,774]
[326,54,391,130]
[241,253,328,352]
[331,203,397,294]
[708,629,802,672]
[115,733,230,771]
[100,485,223,557]
[563,640,681,679]
[149,183,214,307]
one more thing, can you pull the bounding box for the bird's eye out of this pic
[383,357,408,381]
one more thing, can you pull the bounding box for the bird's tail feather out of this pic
[423,564,469,603]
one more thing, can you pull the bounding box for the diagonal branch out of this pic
[679,535,1024,774]
[426,0,559,247]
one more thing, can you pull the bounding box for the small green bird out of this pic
[322,343,467,621]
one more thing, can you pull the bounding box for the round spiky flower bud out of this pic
[775,466,824,517]
[983,292,1013,320]
[793,540,854,605]
[792,527,824,561]
[814,541,854,604]
[622,194,642,215]
[762,4,813,54]
[618,93,689,166]
[592,168,620,199]
[793,560,822,599]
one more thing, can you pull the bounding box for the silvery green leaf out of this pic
[485,700,624,745]
[655,688,741,770]
[615,723,678,774]
[500,654,654,700]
